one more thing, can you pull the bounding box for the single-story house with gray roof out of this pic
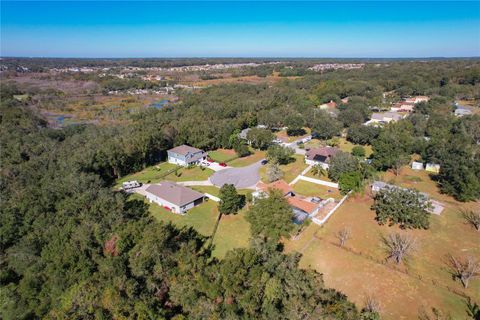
[145,181,205,214]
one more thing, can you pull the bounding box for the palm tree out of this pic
[311,164,327,177]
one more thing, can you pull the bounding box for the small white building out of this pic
[145,181,205,214]
[425,163,441,174]
[411,161,424,170]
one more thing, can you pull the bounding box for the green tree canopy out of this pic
[372,187,431,229]
[245,190,294,241]
[218,184,245,215]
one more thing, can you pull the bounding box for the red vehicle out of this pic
[207,158,214,163]
[163,206,171,211]
[219,162,227,167]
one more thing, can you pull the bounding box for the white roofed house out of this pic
[454,105,473,117]
[145,181,205,214]
[167,145,207,166]
[366,112,405,125]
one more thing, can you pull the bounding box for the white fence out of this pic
[204,193,220,202]
[298,176,339,188]
[311,191,350,226]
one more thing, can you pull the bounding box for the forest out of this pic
[1,59,479,319]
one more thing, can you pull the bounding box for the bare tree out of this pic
[363,293,381,314]
[266,162,283,183]
[336,227,351,247]
[448,255,480,289]
[463,209,480,231]
[381,232,416,264]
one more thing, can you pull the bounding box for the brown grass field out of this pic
[284,167,479,319]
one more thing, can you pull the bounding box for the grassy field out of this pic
[292,180,342,200]
[208,148,237,163]
[130,193,251,259]
[163,166,214,182]
[115,162,214,188]
[228,150,266,167]
[191,186,252,198]
[303,168,333,181]
[259,154,308,183]
[284,167,480,319]
[115,162,179,187]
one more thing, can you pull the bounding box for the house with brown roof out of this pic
[145,181,205,214]
[305,146,341,168]
[391,101,415,112]
[287,196,321,223]
[167,144,207,166]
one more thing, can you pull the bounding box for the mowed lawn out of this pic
[228,150,266,167]
[292,180,342,200]
[284,169,480,319]
[191,186,252,198]
[163,166,214,182]
[115,162,178,188]
[115,162,214,187]
[259,154,308,183]
[208,148,237,163]
[303,168,334,181]
[130,193,251,259]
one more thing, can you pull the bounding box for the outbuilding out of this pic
[411,161,424,170]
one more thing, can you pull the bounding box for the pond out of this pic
[150,100,169,109]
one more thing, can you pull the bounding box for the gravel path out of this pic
[209,160,264,189]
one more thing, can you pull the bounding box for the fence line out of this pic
[311,192,350,226]
[315,235,471,300]
[298,175,339,188]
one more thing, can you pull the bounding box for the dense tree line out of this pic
[0,85,373,319]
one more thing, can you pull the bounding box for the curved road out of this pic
[209,160,264,189]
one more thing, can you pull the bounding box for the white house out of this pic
[367,112,405,125]
[145,181,205,214]
[167,145,207,166]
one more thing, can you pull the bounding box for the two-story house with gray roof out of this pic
[167,145,207,166]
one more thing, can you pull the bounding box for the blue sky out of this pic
[1,1,479,58]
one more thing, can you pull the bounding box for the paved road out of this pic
[279,135,311,155]
[209,160,264,189]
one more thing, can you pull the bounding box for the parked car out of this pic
[207,158,214,163]
[261,159,268,165]
[219,162,227,167]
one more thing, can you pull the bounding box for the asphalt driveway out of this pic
[209,160,263,189]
